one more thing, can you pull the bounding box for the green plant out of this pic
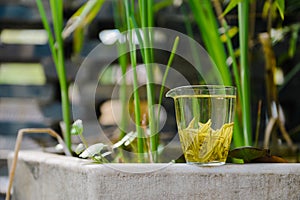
[192,0,300,163]
[187,0,252,147]
[110,0,179,162]
[36,0,71,150]
[35,0,105,152]
[186,0,285,149]
[35,0,179,163]
[34,0,299,163]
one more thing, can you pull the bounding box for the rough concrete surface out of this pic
[7,151,300,200]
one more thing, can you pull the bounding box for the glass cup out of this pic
[166,85,236,166]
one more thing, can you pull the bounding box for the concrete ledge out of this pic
[8,151,300,200]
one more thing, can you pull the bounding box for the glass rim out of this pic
[170,84,236,90]
[166,85,236,98]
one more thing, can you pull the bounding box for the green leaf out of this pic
[71,119,83,135]
[222,0,244,17]
[288,25,299,58]
[35,0,57,64]
[275,0,285,20]
[189,0,232,85]
[262,1,269,19]
[63,0,105,37]
[229,146,269,162]
[73,28,84,55]
[79,143,107,158]
[238,0,252,146]
[157,36,179,131]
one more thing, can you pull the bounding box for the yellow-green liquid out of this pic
[179,121,234,164]
[174,94,236,165]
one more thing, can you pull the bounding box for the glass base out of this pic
[187,161,225,167]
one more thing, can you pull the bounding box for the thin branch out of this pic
[264,117,277,149]
[6,128,71,200]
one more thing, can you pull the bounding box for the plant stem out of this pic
[6,128,71,200]
[37,0,73,151]
[238,0,252,146]
[118,50,129,139]
[37,0,71,150]
[254,100,262,147]
[180,5,202,126]
[113,1,128,139]
[233,115,244,147]
[35,0,57,65]
[157,36,180,132]
[79,133,88,149]
[138,0,158,162]
[181,4,203,81]
[212,0,243,147]
[188,0,232,85]
[125,1,144,162]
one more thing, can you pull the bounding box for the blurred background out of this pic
[0,0,300,197]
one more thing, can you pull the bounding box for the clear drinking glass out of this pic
[166,85,236,166]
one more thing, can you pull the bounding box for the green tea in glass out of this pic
[166,85,236,166]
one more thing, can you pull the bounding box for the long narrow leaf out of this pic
[73,28,84,55]
[49,0,72,149]
[238,0,252,146]
[157,37,179,131]
[212,0,244,147]
[68,0,105,54]
[189,0,232,85]
[136,0,158,162]
[223,0,243,17]
[288,25,299,58]
[125,1,144,162]
[55,0,63,29]
[62,0,105,39]
[112,1,129,140]
[35,0,57,65]
[275,0,285,20]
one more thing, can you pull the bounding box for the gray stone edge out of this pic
[8,150,300,175]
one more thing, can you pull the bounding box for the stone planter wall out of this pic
[8,151,300,200]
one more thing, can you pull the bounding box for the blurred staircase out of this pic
[0,1,63,198]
